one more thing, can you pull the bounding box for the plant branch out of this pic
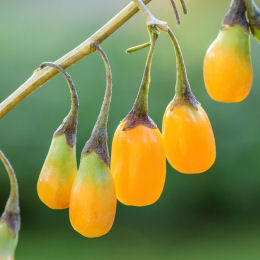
[0,0,152,119]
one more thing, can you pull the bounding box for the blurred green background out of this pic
[1,0,260,259]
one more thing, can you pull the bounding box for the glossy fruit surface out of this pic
[37,134,77,209]
[111,120,166,206]
[69,152,116,238]
[204,25,253,103]
[162,102,216,174]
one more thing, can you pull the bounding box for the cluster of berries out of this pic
[37,22,217,238]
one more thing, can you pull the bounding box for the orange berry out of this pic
[111,120,166,206]
[69,152,116,238]
[204,25,253,103]
[37,63,79,210]
[162,102,216,174]
[37,135,77,209]
[69,44,116,238]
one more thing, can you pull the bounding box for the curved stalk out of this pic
[0,151,19,214]
[170,0,181,24]
[81,44,112,166]
[90,43,112,137]
[167,29,189,96]
[40,62,79,136]
[0,151,20,237]
[0,0,152,119]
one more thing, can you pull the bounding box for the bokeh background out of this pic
[1,0,260,259]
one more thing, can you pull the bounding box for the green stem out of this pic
[90,43,112,138]
[81,44,112,165]
[180,0,188,14]
[132,27,157,115]
[170,0,181,24]
[167,28,191,98]
[0,151,19,216]
[126,42,151,53]
[243,0,260,26]
[40,62,79,131]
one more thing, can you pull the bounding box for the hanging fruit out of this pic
[0,151,20,260]
[111,26,166,207]
[69,44,117,238]
[203,0,253,103]
[162,29,216,174]
[37,63,79,210]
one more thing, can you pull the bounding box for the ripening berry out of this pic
[111,119,166,206]
[37,134,77,209]
[69,43,116,238]
[37,63,79,210]
[162,101,216,174]
[203,25,253,103]
[69,152,116,238]
[0,222,19,260]
[0,151,20,260]
[203,0,253,103]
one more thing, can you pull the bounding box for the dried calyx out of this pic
[0,151,20,238]
[40,62,79,148]
[81,43,112,166]
[123,26,158,131]
[223,0,249,32]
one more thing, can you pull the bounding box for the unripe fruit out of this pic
[0,222,18,260]
[69,152,116,238]
[203,0,253,103]
[37,63,78,210]
[111,119,166,206]
[162,101,216,174]
[0,151,20,260]
[37,134,77,209]
[204,25,253,103]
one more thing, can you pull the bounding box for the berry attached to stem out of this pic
[111,27,166,206]
[0,151,20,260]
[162,28,216,174]
[37,63,79,210]
[203,0,253,103]
[69,44,116,238]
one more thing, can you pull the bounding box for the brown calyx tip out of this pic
[223,0,249,31]
[0,210,20,237]
[123,109,157,131]
[54,113,78,148]
[81,133,110,167]
[171,89,199,110]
